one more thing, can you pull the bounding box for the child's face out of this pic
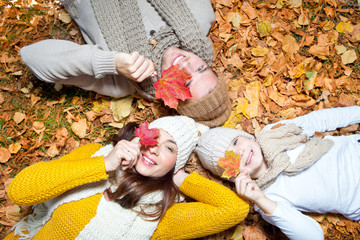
[227,136,266,179]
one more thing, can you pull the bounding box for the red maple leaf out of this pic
[134,122,159,147]
[217,150,241,179]
[154,65,192,109]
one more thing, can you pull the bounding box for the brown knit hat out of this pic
[176,77,231,127]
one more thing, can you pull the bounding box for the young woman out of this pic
[5,116,249,240]
[20,0,231,127]
[196,106,360,240]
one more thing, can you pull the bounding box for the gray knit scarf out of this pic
[255,124,334,190]
[90,0,214,99]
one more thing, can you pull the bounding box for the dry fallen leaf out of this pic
[8,143,21,154]
[32,121,45,134]
[47,144,60,158]
[341,49,357,65]
[71,119,88,138]
[13,112,26,124]
[58,9,72,24]
[0,147,11,163]
[111,96,133,122]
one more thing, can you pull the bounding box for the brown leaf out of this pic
[0,148,11,163]
[32,121,45,134]
[13,112,26,124]
[8,143,21,154]
[242,226,267,240]
[71,119,88,138]
[47,144,59,158]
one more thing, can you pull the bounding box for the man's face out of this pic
[161,47,218,100]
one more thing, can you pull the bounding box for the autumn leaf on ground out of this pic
[154,65,192,109]
[134,122,159,147]
[218,150,241,179]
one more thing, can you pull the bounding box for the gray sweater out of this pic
[21,0,215,98]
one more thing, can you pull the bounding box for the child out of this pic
[5,116,249,240]
[196,106,360,240]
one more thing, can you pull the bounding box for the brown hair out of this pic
[105,122,180,221]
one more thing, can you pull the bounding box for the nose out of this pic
[148,145,159,156]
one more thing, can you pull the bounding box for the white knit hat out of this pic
[149,116,209,173]
[195,127,255,179]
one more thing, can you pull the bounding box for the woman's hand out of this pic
[104,140,141,172]
[114,51,155,82]
[235,170,277,215]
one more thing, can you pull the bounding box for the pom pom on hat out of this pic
[195,127,254,179]
[149,116,209,173]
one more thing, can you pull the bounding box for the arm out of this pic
[8,143,108,206]
[152,172,249,239]
[262,106,360,137]
[259,202,324,240]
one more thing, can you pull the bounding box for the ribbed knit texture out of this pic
[6,144,249,240]
[149,116,209,172]
[256,123,334,190]
[8,143,107,206]
[196,127,255,179]
[177,77,232,127]
[152,172,249,239]
[90,0,213,99]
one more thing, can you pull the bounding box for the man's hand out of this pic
[114,51,155,82]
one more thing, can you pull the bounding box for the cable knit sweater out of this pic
[5,143,249,240]
[20,0,215,98]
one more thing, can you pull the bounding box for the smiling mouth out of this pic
[142,154,156,166]
[245,150,253,166]
[171,53,185,66]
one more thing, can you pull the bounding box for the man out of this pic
[21,0,231,126]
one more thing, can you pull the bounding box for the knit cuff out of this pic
[93,46,118,79]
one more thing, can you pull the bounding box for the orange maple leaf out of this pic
[217,150,241,179]
[154,65,192,109]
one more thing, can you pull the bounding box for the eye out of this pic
[233,138,238,146]
[196,65,207,73]
[185,79,192,87]
[166,146,174,153]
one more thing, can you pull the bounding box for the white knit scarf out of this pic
[12,144,164,239]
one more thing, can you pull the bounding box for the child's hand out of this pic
[235,170,277,215]
[104,140,141,172]
[234,170,264,203]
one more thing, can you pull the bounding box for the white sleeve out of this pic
[262,106,360,137]
[258,202,324,240]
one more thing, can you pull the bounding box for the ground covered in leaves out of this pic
[0,0,360,239]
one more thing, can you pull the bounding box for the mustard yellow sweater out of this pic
[6,143,249,240]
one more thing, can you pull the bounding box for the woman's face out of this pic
[161,46,218,100]
[135,129,178,178]
[227,136,266,179]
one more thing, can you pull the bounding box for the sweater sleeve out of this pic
[262,106,360,137]
[151,172,249,239]
[258,201,324,240]
[8,143,109,206]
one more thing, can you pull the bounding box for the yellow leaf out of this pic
[137,99,145,109]
[108,122,124,129]
[58,9,72,24]
[92,99,109,113]
[13,112,26,124]
[276,0,284,9]
[335,45,347,55]
[256,21,272,38]
[9,143,21,154]
[341,50,357,65]
[263,74,273,87]
[227,12,242,28]
[251,46,269,57]
[323,21,335,31]
[336,22,354,33]
[110,96,133,122]
[71,96,80,105]
[224,111,242,128]
[355,34,360,42]
[244,81,261,118]
[71,119,88,138]
[235,98,250,119]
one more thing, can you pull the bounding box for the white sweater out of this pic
[256,106,360,240]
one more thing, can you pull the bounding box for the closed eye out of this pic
[196,65,208,73]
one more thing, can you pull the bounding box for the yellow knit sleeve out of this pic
[151,172,249,240]
[8,143,109,206]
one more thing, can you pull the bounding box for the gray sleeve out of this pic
[20,40,135,98]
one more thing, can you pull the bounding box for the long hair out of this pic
[105,122,180,221]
